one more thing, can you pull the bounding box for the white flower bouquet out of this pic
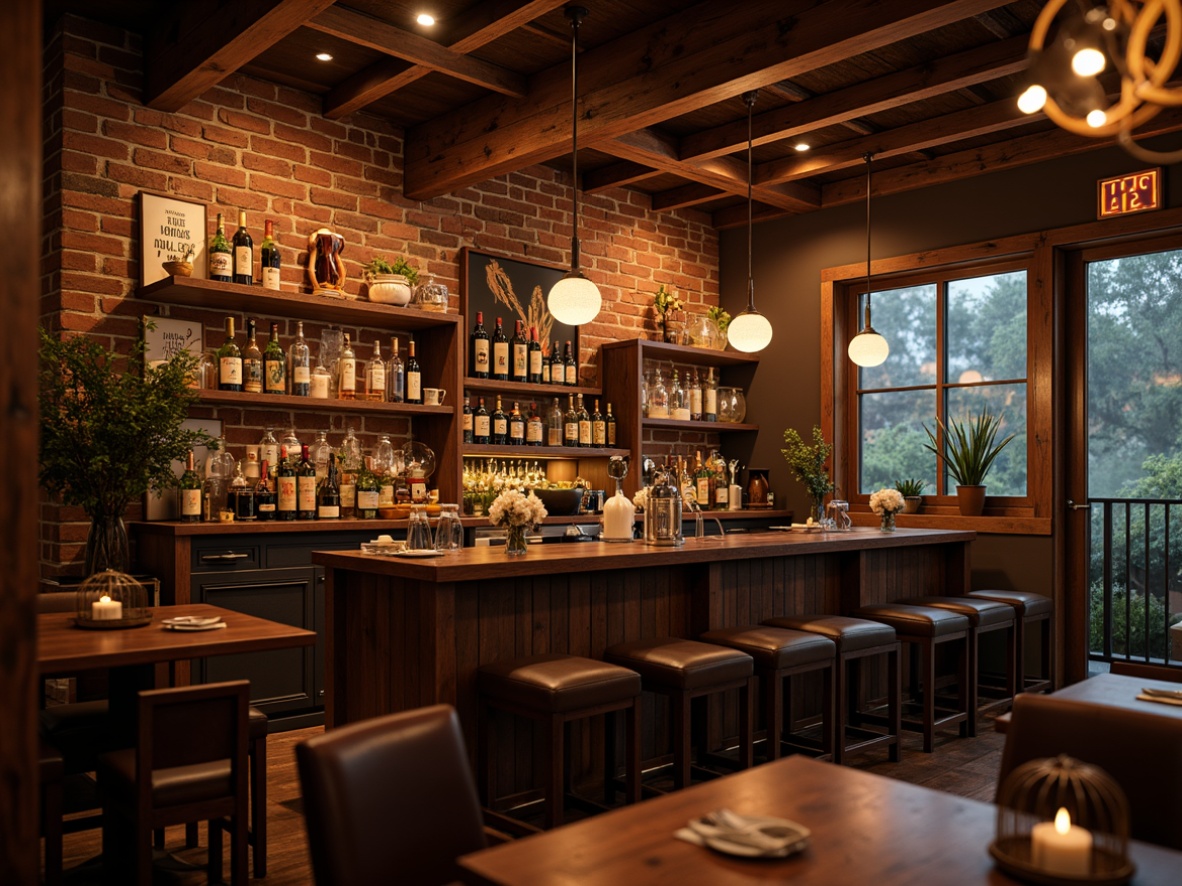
[869,488,905,516]
[632,487,649,512]
[488,488,548,528]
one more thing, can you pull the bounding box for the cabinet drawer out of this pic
[192,542,260,571]
[264,531,372,568]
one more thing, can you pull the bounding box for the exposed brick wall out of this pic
[39,15,720,576]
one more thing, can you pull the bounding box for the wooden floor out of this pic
[58,712,1007,883]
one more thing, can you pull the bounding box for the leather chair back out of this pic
[998,693,1182,850]
[297,704,486,886]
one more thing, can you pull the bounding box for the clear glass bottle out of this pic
[310,359,332,399]
[258,428,279,476]
[669,368,690,421]
[564,394,579,448]
[547,397,563,446]
[338,333,357,400]
[387,336,405,402]
[338,427,362,519]
[280,427,302,468]
[648,365,669,418]
[289,320,311,396]
[310,430,333,483]
[363,339,385,401]
[526,401,543,446]
[373,435,396,507]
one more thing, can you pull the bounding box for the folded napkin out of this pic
[675,808,809,858]
[1138,692,1182,707]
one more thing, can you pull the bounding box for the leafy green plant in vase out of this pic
[895,477,927,513]
[362,255,419,306]
[781,426,835,526]
[38,326,209,575]
[653,284,686,343]
[921,410,1015,516]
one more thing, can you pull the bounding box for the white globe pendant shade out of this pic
[848,328,889,366]
[548,271,602,326]
[727,309,773,353]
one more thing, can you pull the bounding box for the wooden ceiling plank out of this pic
[681,33,1030,160]
[583,160,660,193]
[145,0,338,111]
[405,0,1016,199]
[712,202,792,230]
[308,6,526,97]
[651,183,726,211]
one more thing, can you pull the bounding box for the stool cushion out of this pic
[248,705,268,740]
[763,615,896,652]
[967,589,1053,618]
[898,596,1014,629]
[100,749,233,807]
[700,626,835,671]
[604,638,753,691]
[855,603,969,638]
[478,653,641,714]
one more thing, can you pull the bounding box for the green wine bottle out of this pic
[178,451,202,523]
[209,212,232,283]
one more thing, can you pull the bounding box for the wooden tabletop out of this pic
[995,672,1182,733]
[458,756,1181,885]
[37,603,316,675]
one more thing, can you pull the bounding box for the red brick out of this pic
[272,119,330,149]
[170,177,216,203]
[62,107,98,133]
[61,271,126,295]
[243,152,291,176]
[334,139,373,164]
[193,161,247,188]
[293,164,332,187]
[332,175,378,198]
[97,44,142,73]
[218,108,269,134]
[100,215,134,238]
[63,130,129,161]
[249,173,306,200]
[308,150,361,178]
[251,135,306,163]
[202,124,250,148]
[309,187,357,211]
[105,161,169,191]
[61,208,98,232]
[132,147,192,175]
[61,250,98,272]
[62,151,99,174]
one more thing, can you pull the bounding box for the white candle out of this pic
[91,594,122,621]
[1031,807,1092,876]
[601,492,635,541]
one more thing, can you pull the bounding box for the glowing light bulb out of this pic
[1018,84,1048,115]
[1072,47,1106,77]
[416,13,435,26]
[315,52,333,62]
[794,142,810,152]
[1087,108,1107,128]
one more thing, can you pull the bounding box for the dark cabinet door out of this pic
[313,566,326,708]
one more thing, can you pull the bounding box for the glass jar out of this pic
[411,274,449,312]
[198,348,218,390]
[647,366,669,418]
[687,315,724,350]
[717,386,736,423]
[729,387,747,423]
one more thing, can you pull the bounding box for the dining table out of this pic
[994,672,1182,733]
[457,755,1182,885]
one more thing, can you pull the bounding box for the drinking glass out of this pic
[406,506,433,550]
[434,504,464,553]
[318,326,344,396]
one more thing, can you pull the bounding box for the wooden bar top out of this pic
[313,527,976,583]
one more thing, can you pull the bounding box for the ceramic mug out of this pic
[423,387,447,406]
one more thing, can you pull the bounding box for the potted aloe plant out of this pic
[921,410,1015,516]
[894,478,926,513]
[362,255,419,306]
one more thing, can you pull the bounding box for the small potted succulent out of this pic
[894,478,926,513]
[162,243,195,277]
[362,256,419,306]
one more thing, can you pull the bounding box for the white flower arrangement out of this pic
[632,487,649,512]
[869,487,905,516]
[488,488,548,528]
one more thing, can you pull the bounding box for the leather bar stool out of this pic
[855,603,971,753]
[966,589,1054,693]
[700,625,836,762]
[763,615,900,764]
[897,595,1017,727]
[477,653,642,830]
[40,741,64,886]
[604,637,755,790]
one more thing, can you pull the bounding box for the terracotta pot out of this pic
[955,485,986,516]
[902,496,922,514]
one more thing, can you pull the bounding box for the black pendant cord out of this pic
[745,90,757,309]
[864,151,874,327]
[566,6,587,274]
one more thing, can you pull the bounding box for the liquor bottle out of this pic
[511,320,528,382]
[276,455,297,521]
[592,398,606,447]
[670,369,690,421]
[541,341,551,384]
[547,397,564,446]
[259,219,280,290]
[263,322,286,394]
[564,394,579,448]
[695,451,712,509]
[474,396,491,444]
[577,393,592,447]
[387,337,405,403]
[217,316,242,392]
[703,367,718,422]
[296,444,317,519]
[317,453,341,519]
[491,395,508,445]
[492,318,509,381]
[229,462,255,521]
[528,326,543,383]
[688,367,703,421]
[356,460,380,519]
[508,401,525,445]
[178,451,202,523]
[563,340,578,386]
[711,449,730,509]
[551,340,565,386]
[289,320,311,396]
[405,337,422,404]
[363,340,385,401]
[242,318,263,394]
[338,428,360,518]
[232,210,254,285]
[526,401,543,446]
[338,333,357,400]
[259,428,279,472]
[470,311,490,378]
[209,212,232,282]
[255,459,275,521]
[606,402,617,447]
[462,394,474,443]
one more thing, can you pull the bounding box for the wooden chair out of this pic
[97,680,250,885]
[1109,660,1182,682]
[297,704,486,886]
[998,693,1182,850]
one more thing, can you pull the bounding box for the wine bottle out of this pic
[242,318,263,394]
[276,455,297,521]
[217,316,242,392]
[462,395,474,443]
[528,326,543,383]
[255,459,275,521]
[564,340,577,386]
[547,397,563,446]
[232,210,253,285]
[541,341,551,384]
[289,320,311,396]
[491,395,508,445]
[509,400,525,445]
[577,394,592,447]
[592,398,606,447]
[551,340,564,386]
[474,396,491,444]
[178,451,202,523]
[703,367,718,422]
[296,444,317,520]
[405,337,422,404]
[492,317,509,381]
[511,320,528,383]
[259,428,279,471]
[526,401,543,446]
[263,322,286,394]
[471,311,490,378]
[356,460,380,519]
[564,394,579,448]
[317,453,341,519]
[259,219,280,290]
[364,340,385,401]
[209,212,232,282]
[338,333,357,400]
[606,402,617,447]
[688,368,702,421]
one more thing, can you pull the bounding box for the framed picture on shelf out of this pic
[144,417,221,520]
[460,248,577,364]
[138,191,207,288]
[143,316,203,369]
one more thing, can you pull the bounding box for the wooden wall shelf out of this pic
[462,378,601,398]
[195,389,453,416]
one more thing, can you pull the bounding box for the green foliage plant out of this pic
[895,477,926,497]
[363,255,419,286]
[921,410,1015,487]
[707,305,731,335]
[653,284,683,316]
[781,426,836,503]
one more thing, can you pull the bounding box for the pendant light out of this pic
[726,90,773,354]
[847,152,889,367]
[547,5,601,327]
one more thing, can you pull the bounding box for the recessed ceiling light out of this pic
[316,52,333,62]
[794,142,810,152]
[417,13,436,26]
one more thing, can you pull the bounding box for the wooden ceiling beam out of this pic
[323,0,566,119]
[308,6,526,98]
[712,201,791,230]
[651,183,725,211]
[583,160,659,193]
[404,0,1017,199]
[145,0,337,111]
[681,33,1029,160]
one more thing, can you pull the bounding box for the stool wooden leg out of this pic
[626,699,641,805]
[206,819,222,886]
[478,702,493,809]
[888,645,901,762]
[545,714,564,829]
[41,774,63,886]
[964,632,977,737]
[250,733,267,877]
[766,670,784,762]
[739,677,754,770]
[1004,623,1017,701]
[821,663,836,760]
[920,639,935,753]
[833,656,849,765]
[604,710,617,805]
[672,692,692,789]
[1039,616,1053,691]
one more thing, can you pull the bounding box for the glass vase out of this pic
[505,523,529,556]
[85,512,130,575]
[879,511,897,532]
[809,495,827,528]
